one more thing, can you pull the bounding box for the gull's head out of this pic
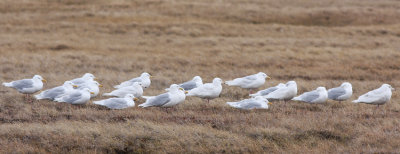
[286,81,297,86]
[133,82,142,87]
[277,83,286,88]
[125,94,134,98]
[64,81,78,88]
[83,73,95,80]
[213,78,223,84]
[255,96,271,105]
[33,75,46,83]
[141,72,152,79]
[382,84,395,91]
[125,94,138,101]
[193,76,202,82]
[316,87,327,92]
[82,88,94,94]
[258,72,271,80]
[93,81,102,87]
[341,82,352,88]
[169,84,180,90]
[254,96,266,101]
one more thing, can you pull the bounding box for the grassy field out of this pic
[1,0,400,153]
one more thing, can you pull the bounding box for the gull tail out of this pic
[226,102,236,106]
[185,92,195,96]
[93,100,105,106]
[226,102,240,108]
[291,96,301,101]
[224,80,234,86]
[352,100,360,103]
[102,93,113,96]
[2,82,12,87]
[141,96,152,99]
[54,97,63,103]
[114,81,131,89]
[34,94,44,100]
[249,93,260,97]
[138,102,150,108]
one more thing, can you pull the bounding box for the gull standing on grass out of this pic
[327,82,353,102]
[77,80,102,98]
[186,78,223,103]
[35,81,77,100]
[165,76,203,91]
[114,72,152,89]
[54,88,94,105]
[264,81,298,101]
[3,75,47,102]
[227,96,272,110]
[69,73,96,86]
[94,94,138,109]
[103,82,143,98]
[292,87,328,104]
[139,84,186,108]
[225,72,271,94]
[250,83,285,97]
[352,84,394,107]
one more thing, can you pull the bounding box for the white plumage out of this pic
[103,82,143,98]
[353,84,394,105]
[227,96,271,110]
[264,81,297,101]
[186,78,223,102]
[94,94,137,109]
[35,81,77,100]
[139,84,186,108]
[250,83,285,97]
[165,76,203,91]
[327,82,353,101]
[69,73,95,86]
[77,80,102,98]
[3,75,46,94]
[114,72,151,89]
[225,72,270,89]
[292,87,328,104]
[54,88,93,105]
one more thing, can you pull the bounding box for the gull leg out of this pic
[373,105,380,116]
[25,94,32,103]
[283,100,287,114]
[28,94,33,103]
[249,89,254,94]
[23,94,27,102]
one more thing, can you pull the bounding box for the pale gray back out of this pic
[328,88,346,100]
[12,79,34,90]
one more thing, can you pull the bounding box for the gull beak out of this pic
[90,92,95,94]
[185,91,188,94]
[268,102,272,105]
[99,84,103,87]
[266,76,272,80]
[179,88,184,91]
[150,76,154,78]
[73,85,78,88]
[134,97,139,101]
[42,79,47,83]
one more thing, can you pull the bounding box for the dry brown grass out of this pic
[0,0,400,153]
